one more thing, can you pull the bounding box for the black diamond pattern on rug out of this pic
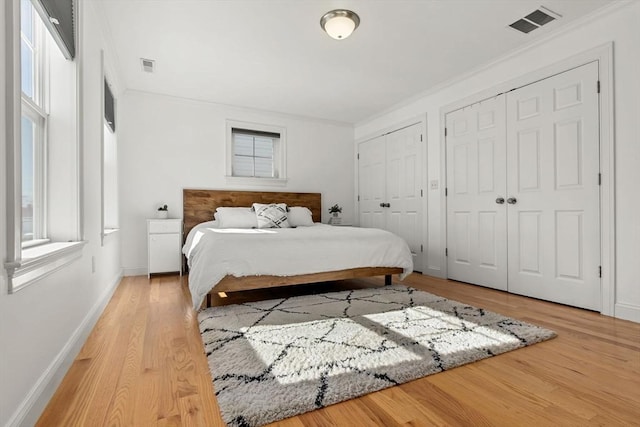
[198,285,556,427]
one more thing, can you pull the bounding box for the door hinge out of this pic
[420,189,423,197]
[420,134,423,142]
[445,248,448,257]
[599,266,602,278]
[357,153,360,160]
[597,80,600,93]
[357,195,360,201]
[421,244,424,253]
[598,173,601,186]
[445,187,448,197]
[444,127,448,137]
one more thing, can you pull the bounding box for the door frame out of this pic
[355,114,428,274]
[439,43,614,316]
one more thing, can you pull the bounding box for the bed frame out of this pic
[182,189,403,306]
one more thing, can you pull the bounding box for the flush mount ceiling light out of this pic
[320,9,360,40]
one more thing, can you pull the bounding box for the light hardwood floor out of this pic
[37,274,640,426]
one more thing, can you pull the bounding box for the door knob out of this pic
[495,197,505,204]
[379,202,390,208]
[507,197,517,205]
[380,203,385,208]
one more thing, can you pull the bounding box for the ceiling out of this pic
[97,0,615,124]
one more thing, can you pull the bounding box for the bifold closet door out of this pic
[358,135,386,230]
[506,61,600,310]
[446,96,508,290]
[386,123,423,272]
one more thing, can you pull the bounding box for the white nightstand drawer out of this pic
[148,219,181,234]
[149,234,181,273]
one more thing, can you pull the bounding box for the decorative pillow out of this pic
[287,206,314,227]
[252,203,291,229]
[214,207,258,228]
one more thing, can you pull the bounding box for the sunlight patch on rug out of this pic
[198,285,556,427]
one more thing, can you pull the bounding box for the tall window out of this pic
[6,0,80,292]
[232,129,280,178]
[20,0,46,245]
[103,78,119,234]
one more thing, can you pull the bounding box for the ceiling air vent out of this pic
[141,58,155,73]
[509,6,560,34]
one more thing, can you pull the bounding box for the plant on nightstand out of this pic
[157,204,169,219]
[328,204,342,225]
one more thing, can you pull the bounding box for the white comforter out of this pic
[183,223,413,309]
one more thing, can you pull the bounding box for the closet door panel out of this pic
[358,136,386,230]
[506,61,600,310]
[386,123,423,272]
[446,96,508,290]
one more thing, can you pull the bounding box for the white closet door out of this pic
[386,123,423,272]
[358,136,386,230]
[506,62,600,310]
[446,96,508,290]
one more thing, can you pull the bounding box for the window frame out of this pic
[225,120,288,187]
[4,0,85,294]
[20,101,48,247]
[20,0,48,248]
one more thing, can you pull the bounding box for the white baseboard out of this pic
[123,267,147,277]
[7,269,123,427]
[615,302,640,323]
[423,267,446,279]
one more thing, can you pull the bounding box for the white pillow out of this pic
[287,206,314,227]
[215,207,258,228]
[252,203,291,229]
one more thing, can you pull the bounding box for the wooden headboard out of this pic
[182,189,322,241]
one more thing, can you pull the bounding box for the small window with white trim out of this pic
[226,120,287,186]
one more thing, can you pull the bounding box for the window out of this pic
[4,0,82,293]
[20,0,47,246]
[232,129,278,178]
[103,77,119,239]
[226,120,287,186]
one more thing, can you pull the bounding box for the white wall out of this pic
[119,91,355,275]
[355,2,640,322]
[0,2,124,426]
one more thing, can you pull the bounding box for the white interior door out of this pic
[386,123,423,272]
[506,61,600,310]
[446,96,508,290]
[358,136,386,230]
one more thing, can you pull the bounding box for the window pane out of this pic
[20,0,33,43]
[233,155,254,177]
[254,137,274,159]
[233,134,254,156]
[254,157,274,178]
[21,38,34,99]
[21,115,35,242]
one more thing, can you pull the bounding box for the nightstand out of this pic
[147,218,182,278]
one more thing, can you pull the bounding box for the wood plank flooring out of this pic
[37,274,640,426]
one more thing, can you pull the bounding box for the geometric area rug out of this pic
[198,285,556,427]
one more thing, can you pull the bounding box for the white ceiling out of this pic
[97,0,614,124]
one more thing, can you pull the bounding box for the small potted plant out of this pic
[156,204,169,219]
[328,204,342,225]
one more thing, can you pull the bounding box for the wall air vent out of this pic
[509,6,560,34]
[141,58,155,73]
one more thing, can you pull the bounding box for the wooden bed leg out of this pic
[385,275,392,286]
[206,293,212,308]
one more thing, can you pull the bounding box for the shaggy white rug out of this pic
[198,285,556,427]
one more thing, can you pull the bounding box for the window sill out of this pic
[5,241,87,294]
[225,176,288,187]
[103,228,119,238]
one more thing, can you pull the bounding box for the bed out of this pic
[182,189,413,308]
